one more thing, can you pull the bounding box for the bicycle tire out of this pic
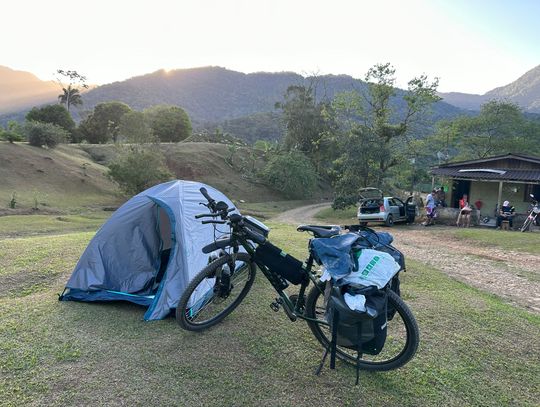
[520,218,532,232]
[176,252,256,331]
[305,283,419,371]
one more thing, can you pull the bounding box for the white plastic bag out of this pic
[344,293,367,311]
[343,249,400,289]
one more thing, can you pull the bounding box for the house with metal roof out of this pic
[431,153,540,216]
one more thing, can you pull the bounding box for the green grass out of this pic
[314,206,358,224]
[0,213,110,238]
[0,221,538,406]
[238,200,318,219]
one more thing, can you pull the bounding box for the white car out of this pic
[357,188,417,227]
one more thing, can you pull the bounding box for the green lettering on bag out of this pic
[361,255,381,276]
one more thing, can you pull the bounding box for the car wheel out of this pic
[385,214,394,227]
[359,221,368,226]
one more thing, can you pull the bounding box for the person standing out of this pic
[424,189,437,226]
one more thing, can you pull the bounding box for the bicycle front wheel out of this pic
[176,252,256,331]
[520,218,532,232]
[305,283,419,371]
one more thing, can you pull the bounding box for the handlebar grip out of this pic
[244,228,266,245]
[200,187,214,203]
[195,213,218,219]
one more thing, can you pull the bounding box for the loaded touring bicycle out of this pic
[176,188,420,382]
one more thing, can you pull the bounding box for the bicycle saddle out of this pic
[297,224,341,238]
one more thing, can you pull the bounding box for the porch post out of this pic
[431,176,435,190]
[497,180,504,211]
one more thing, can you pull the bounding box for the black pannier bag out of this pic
[326,285,388,355]
[254,241,305,285]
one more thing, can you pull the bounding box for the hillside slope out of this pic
[486,64,540,112]
[439,64,540,112]
[0,141,291,214]
[80,142,289,202]
[0,143,120,212]
[0,66,58,114]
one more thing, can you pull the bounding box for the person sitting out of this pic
[436,186,447,207]
[496,200,515,229]
[456,194,473,227]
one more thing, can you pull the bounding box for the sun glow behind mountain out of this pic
[1,0,539,94]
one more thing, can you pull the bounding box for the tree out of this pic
[56,69,89,112]
[144,105,192,142]
[79,101,132,143]
[432,101,534,160]
[26,105,75,135]
[108,146,173,195]
[275,83,335,172]
[118,111,156,144]
[330,63,440,208]
[260,151,318,199]
[25,121,68,148]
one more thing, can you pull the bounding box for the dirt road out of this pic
[273,204,540,314]
[272,202,333,224]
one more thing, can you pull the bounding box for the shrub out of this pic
[108,147,173,195]
[1,130,24,143]
[260,151,318,199]
[26,105,75,134]
[25,121,69,148]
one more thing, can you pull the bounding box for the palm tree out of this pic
[58,85,83,112]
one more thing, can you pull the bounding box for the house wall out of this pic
[469,181,530,214]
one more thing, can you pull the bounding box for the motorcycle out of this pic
[520,194,540,232]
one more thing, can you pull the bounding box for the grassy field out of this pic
[1,216,539,406]
[314,206,357,225]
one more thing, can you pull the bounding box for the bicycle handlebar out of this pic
[201,219,227,225]
[195,213,219,219]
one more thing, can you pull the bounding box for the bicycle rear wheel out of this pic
[176,252,256,331]
[305,283,419,371]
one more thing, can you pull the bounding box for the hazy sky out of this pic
[2,0,539,93]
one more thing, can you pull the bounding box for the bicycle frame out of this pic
[226,229,328,325]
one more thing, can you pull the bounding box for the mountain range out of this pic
[0,66,58,114]
[1,64,539,140]
[438,64,540,112]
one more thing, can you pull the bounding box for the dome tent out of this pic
[60,180,236,320]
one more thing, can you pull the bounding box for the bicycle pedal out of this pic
[270,302,280,312]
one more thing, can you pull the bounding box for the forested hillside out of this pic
[439,64,540,113]
[70,67,466,142]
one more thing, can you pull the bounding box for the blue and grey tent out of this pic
[60,180,236,320]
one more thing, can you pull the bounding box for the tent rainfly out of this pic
[60,180,237,320]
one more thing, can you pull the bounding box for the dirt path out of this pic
[272,202,332,224]
[274,204,540,314]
